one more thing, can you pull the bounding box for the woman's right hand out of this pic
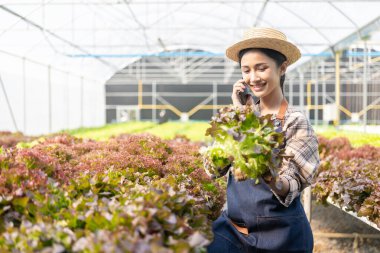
[231,79,246,107]
[231,79,254,107]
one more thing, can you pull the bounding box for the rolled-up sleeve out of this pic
[271,111,320,207]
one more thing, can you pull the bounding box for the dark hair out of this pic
[238,48,287,94]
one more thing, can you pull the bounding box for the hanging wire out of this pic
[148,2,187,28]
[328,1,361,38]
[0,5,118,71]
[122,0,151,51]
[275,2,333,45]
[253,0,269,27]
[222,1,312,55]
[81,0,142,44]
[0,0,55,39]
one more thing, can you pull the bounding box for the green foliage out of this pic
[65,121,157,141]
[64,121,212,143]
[0,133,225,252]
[0,131,36,149]
[201,105,285,181]
[314,126,380,147]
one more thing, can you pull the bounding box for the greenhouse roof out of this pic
[1,0,380,82]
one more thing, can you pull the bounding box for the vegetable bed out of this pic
[0,134,225,252]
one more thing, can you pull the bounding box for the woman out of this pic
[206,27,320,253]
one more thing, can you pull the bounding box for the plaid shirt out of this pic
[254,103,320,207]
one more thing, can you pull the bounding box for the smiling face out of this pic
[240,49,287,100]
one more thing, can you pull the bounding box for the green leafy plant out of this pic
[0,133,225,252]
[312,137,380,229]
[200,105,286,182]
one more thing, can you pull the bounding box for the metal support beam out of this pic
[65,72,69,128]
[290,15,380,74]
[155,95,182,116]
[0,5,118,71]
[298,69,304,112]
[152,81,156,122]
[138,79,143,108]
[0,49,99,83]
[140,104,182,117]
[253,0,269,26]
[0,73,19,132]
[48,65,52,133]
[306,80,312,120]
[289,77,293,106]
[213,81,217,116]
[363,42,368,132]
[185,58,226,83]
[358,96,380,117]
[321,60,327,126]
[314,63,319,125]
[187,94,215,117]
[335,51,341,126]
[22,57,26,133]
[80,76,84,127]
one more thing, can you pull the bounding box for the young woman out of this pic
[206,27,320,253]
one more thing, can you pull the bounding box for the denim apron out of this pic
[207,100,314,253]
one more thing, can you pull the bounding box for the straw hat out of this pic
[226,27,301,65]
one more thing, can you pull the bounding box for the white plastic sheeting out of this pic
[0,49,105,135]
[0,0,379,134]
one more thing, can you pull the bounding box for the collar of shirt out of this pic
[253,99,278,121]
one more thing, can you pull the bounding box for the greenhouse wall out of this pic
[0,52,105,136]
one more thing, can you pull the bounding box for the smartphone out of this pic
[239,78,251,105]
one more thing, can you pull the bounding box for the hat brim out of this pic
[225,37,301,65]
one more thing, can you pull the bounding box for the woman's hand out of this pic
[264,175,290,198]
[231,79,254,107]
[231,79,246,107]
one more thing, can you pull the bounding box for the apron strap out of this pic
[276,98,288,127]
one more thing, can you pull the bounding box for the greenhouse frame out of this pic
[1,1,380,252]
[1,0,380,134]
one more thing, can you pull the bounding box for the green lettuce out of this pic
[201,105,286,182]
